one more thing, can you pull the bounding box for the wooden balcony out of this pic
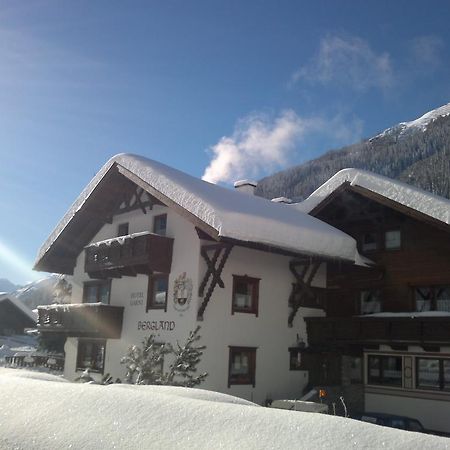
[84,231,173,278]
[305,315,450,349]
[37,303,124,339]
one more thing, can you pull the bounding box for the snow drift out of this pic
[0,369,448,449]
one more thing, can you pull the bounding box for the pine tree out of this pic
[165,326,207,387]
[121,327,208,387]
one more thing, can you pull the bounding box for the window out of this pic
[153,214,167,236]
[228,347,256,387]
[289,348,302,371]
[77,339,106,373]
[360,290,381,314]
[361,232,378,252]
[385,230,401,250]
[117,222,129,236]
[147,274,169,311]
[415,285,450,312]
[83,280,111,304]
[232,275,259,315]
[367,355,402,387]
[416,358,450,391]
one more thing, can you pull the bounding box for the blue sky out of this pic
[1,0,450,284]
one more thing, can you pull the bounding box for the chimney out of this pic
[271,197,292,204]
[234,180,258,195]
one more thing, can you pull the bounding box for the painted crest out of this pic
[173,272,193,311]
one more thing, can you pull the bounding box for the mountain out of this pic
[0,278,20,294]
[12,275,62,310]
[256,102,450,202]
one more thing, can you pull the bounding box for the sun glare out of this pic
[0,239,40,282]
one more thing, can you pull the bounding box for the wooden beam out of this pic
[117,165,220,240]
[197,244,232,320]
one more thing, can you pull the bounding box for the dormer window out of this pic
[385,230,401,250]
[117,223,129,236]
[153,214,167,236]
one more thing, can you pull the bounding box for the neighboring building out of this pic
[295,169,450,434]
[34,154,362,404]
[0,294,36,335]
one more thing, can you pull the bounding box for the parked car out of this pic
[351,412,426,433]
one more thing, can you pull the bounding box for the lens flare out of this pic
[0,240,41,283]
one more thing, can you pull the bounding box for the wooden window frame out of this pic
[231,275,260,316]
[82,279,111,304]
[384,228,402,251]
[117,222,129,237]
[416,357,450,392]
[76,339,106,374]
[367,354,402,387]
[288,348,302,371]
[228,346,257,387]
[360,231,380,253]
[359,289,382,315]
[146,273,169,312]
[153,214,167,236]
[413,284,450,312]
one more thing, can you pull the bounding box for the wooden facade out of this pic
[37,304,124,339]
[314,187,450,318]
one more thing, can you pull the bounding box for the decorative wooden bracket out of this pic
[116,187,156,216]
[288,259,322,327]
[197,244,233,320]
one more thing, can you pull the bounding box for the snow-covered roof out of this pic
[295,168,450,226]
[36,154,365,268]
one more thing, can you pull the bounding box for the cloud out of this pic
[408,35,444,69]
[202,110,364,184]
[291,34,393,92]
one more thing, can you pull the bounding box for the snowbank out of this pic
[0,369,448,449]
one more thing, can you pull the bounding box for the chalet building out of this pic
[34,154,363,405]
[295,169,450,434]
[0,294,36,335]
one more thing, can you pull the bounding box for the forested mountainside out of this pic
[256,108,450,202]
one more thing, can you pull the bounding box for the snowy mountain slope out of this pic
[0,278,20,293]
[257,102,450,202]
[372,102,450,140]
[10,275,61,311]
[0,369,448,450]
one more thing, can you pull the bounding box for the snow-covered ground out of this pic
[0,369,448,449]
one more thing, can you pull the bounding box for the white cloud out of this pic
[202,110,364,184]
[408,35,443,69]
[291,34,393,92]
[202,110,311,184]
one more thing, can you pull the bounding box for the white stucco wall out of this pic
[65,202,326,404]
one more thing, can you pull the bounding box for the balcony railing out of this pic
[37,303,124,339]
[84,231,173,278]
[305,315,450,349]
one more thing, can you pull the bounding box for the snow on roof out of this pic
[295,168,450,226]
[36,154,364,266]
[0,369,447,449]
[234,179,258,187]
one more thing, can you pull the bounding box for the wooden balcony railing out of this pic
[305,315,450,349]
[37,303,124,339]
[84,231,173,278]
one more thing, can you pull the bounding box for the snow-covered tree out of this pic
[121,327,207,387]
[165,326,207,388]
[121,335,171,385]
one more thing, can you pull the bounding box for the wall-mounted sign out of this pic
[130,292,144,306]
[137,320,175,331]
[173,272,193,312]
